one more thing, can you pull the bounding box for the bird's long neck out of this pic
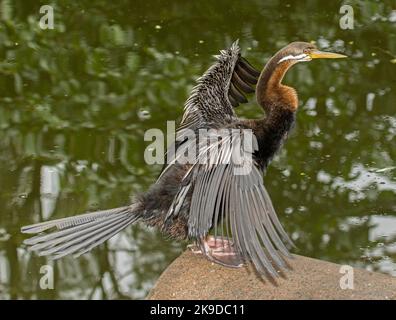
[256,54,298,112]
[248,54,298,168]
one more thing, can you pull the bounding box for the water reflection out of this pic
[0,0,395,299]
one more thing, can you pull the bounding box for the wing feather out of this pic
[179,40,260,131]
[166,128,293,278]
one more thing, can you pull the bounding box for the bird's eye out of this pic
[303,47,316,54]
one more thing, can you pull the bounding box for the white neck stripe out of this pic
[278,53,307,64]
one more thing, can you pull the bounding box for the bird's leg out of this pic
[188,235,244,268]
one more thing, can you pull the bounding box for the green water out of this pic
[0,0,395,299]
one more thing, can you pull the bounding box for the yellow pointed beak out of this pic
[309,50,347,59]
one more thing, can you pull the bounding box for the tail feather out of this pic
[21,206,130,234]
[66,215,138,259]
[25,209,130,247]
[21,204,140,259]
[28,212,130,252]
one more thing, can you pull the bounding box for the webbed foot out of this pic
[188,236,244,268]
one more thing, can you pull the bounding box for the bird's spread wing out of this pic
[164,128,294,278]
[161,41,260,175]
[179,40,260,131]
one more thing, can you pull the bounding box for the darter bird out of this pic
[21,41,346,279]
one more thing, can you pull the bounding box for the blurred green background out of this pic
[0,0,395,299]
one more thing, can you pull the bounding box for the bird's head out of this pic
[257,42,347,111]
[276,41,347,65]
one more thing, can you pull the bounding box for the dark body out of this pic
[141,108,296,240]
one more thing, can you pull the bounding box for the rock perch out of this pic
[147,251,396,300]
